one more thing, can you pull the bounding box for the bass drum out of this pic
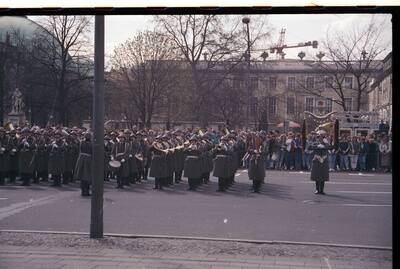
[109,160,121,168]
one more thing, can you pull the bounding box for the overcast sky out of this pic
[103,14,391,61]
[29,13,392,64]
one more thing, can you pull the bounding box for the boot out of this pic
[319,181,325,195]
[315,182,320,194]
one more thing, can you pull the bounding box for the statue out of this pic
[7,88,26,127]
[11,88,24,114]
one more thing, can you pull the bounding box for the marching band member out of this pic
[34,130,49,183]
[48,131,65,187]
[149,135,167,190]
[74,132,92,196]
[111,133,130,189]
[183,135,202,191]
[8,129,19,184]
[0,127,9,185]
[310,136,331,195]
[212,136,232,192]
[248,143,265,193]
[18,128,36,186]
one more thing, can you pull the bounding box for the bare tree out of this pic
[111,30,179,128]
[155,15,272,127]
[297,15,388,112]
[32,15,93,126]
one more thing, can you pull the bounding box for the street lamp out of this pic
[242,17,251,131]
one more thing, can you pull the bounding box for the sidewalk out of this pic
[0,232,392,269]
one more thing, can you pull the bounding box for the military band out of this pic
[0,124,335,196]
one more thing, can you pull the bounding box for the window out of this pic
[344,77,353,89]
[326,98,333,113]
[269,77,277,90]
[288,77,296,91]
[325,76,333,88]
[233,78,242,89]
[344,97,352,111]
[306,77,315,89]
[269,96,277,116]
[287,97,295,114]
[305,97,314,113]
[250,96,258,115]
[250,77,258,91]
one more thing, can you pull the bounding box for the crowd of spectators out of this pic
[261,131,392,173]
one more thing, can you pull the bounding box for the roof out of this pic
[0,16,51,46]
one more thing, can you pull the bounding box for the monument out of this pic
[7,88,26,126]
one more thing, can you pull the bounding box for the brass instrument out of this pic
[5,122,14,131]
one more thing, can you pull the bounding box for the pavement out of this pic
[0,232,392,269]
[0,170,392,268]
[0,170,392,247]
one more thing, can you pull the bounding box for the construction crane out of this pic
[254,28,319,60]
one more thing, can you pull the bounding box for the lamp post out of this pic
[242,17,251,131]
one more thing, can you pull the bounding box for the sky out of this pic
[29,13,392,65]
[103,14,391,62]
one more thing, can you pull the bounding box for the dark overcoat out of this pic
[18,146,35,174]
[48,144,65,176]
[149,146,166,178]
[248,153,265,181]
[174,148,185,172]
[183,148,202,179]
[310,148,329,182]
[0,137,10,172]
[212,149,232,179]
[73,140,92,182]
[35,144,49,173]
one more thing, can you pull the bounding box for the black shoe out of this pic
[252,190,260,193]
[320,191,326,195]
[153,187,159,190]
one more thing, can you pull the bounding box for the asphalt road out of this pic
[0,170,392,248]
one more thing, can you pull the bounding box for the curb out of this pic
[0,229,392,251]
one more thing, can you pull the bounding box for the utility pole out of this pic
[242,17,251,131]
[90,15,105,239]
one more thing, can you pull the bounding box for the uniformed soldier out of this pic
[212,136,232,192]
[200,137,213,185]
[62,130,75,185]
[104,135,113,181]
[183,136,202,191]
[149,136,167,190]
[248,146,265,193]
[48,132,65,187]
[0,128,10,185]
[310,136,331,194]
[18,130,36,186]
[111,133,130,189]
[34,131,49,182]
[173,135,184,183]
[74,132,92,196]
[142,135,152,181]
[8,129,19,184]
[127,132,139,185]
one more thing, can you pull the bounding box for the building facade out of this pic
[217,58,382,129]
[368,52,392,128]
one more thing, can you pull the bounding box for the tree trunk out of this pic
[0,64,5,126]
[356,90,362,111]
